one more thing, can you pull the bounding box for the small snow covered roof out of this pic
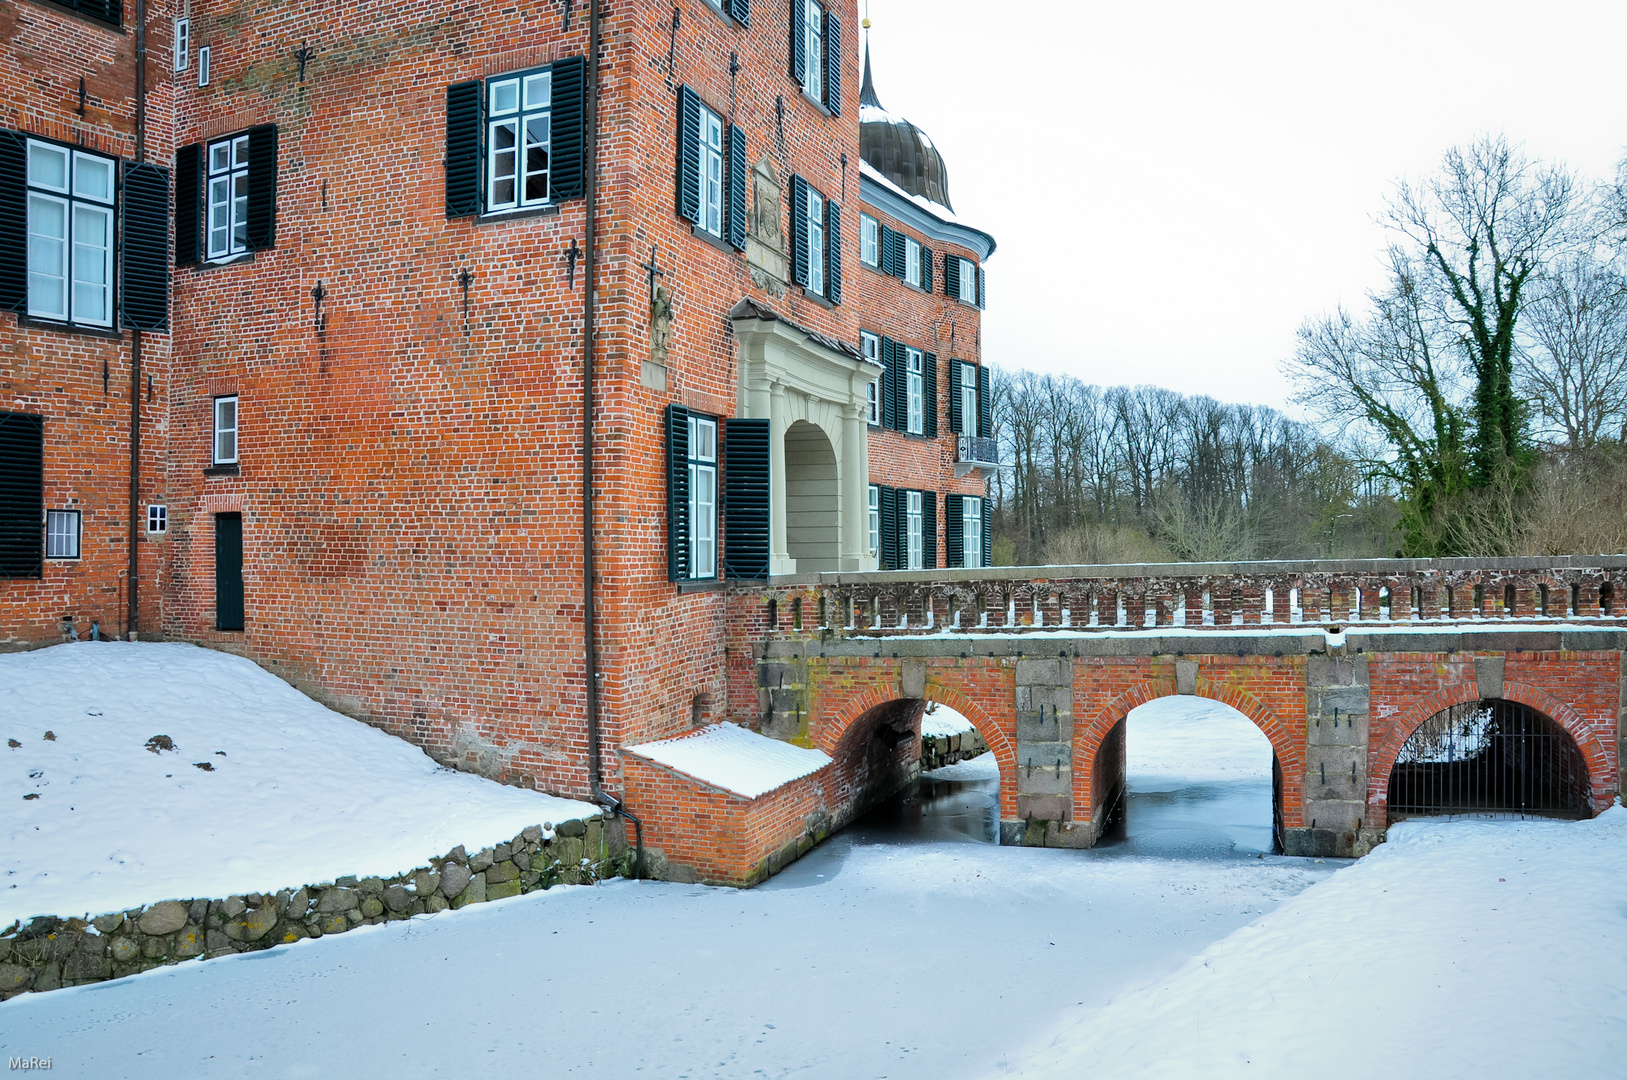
[622,723,832,800]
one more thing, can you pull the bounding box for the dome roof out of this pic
[859,49,953,212]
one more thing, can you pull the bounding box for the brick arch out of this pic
[1367,680,1616,815]
[1072,678,1303,828]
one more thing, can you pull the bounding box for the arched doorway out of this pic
[784,420,839,572]
[1387,698,1591,823]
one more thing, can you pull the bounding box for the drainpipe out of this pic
[581,0,644,878]
[127,0,148,640]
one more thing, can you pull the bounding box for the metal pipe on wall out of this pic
[127,0,148,639]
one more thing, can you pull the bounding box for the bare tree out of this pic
[1518,254,1627,448]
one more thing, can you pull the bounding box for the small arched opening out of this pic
[1387,698,1591,823]
[784,420,839,573]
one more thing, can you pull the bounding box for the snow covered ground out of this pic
[921,703,976,738]
[0,642,598,925]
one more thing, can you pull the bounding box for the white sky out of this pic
[862,1,1627,412]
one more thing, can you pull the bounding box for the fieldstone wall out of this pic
[920,728,989,771]
[0,816,626,1000]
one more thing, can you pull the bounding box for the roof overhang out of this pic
[859,168,997,262]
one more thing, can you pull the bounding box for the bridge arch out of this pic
[1369,679,1615,818]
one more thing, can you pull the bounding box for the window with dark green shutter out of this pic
[727,124,747,250]
[880,337,900,431]
[921,489,936,569]
[948,360,963,438]
[0,412,44,579]
[978,365,993,440]
[922,351,937,438]
[244,125,277,251]
[549,57,588,200]
[944,493,964,568]
[825,200,842,304]
[789,174,809,288]
[666,405,691,581]
[0,132,26,313]
[823,9,841,114]
[722,418,770,580]
[978,266,986,309]
[878,223,896,275]
[944,252,959,298]
[981,499,992,567]
[173,143,202,265]
[921,245,932,292]
[120,162,170,331]
[676,86,702,225]
[728,0,750,26]
[445,82,483,217]
[878,485,898,570]
[789,0,806,88]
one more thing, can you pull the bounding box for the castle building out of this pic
[0,0,995,859]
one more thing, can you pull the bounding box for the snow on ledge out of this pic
[623,723,832,800]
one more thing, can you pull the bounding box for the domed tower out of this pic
[858,48,954,211]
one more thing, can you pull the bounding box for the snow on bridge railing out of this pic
[731,556,1627,636]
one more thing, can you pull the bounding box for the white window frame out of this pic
[959,361,978,436]
[859,214,879,267]
[25,140,115,328]
[904,236,921,288]
[806,186,825,296]
[802,0,824,103]
[697,102,725,238]
[198,45,211,87]
[147,504,168,535]
[906,347,924,435]
[174,18,190,71]
[963,497,983,568]
[213,396,239,465]
[861,332,881,425]
[868,484,880,558]
[957,257,977,304]
[206,134,249,261]
[906,490,923,571]
[46,510,81,560]
[485,68,553,214]
[687,415,718,580]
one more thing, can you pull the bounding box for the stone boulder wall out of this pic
[0,816,627,1000]
[920,729,989,772]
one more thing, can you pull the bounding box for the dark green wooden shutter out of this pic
[244,124,277,250]
[120,162,170,331]
[922,490,936,569]
[677,86,702,224]
[922,352,937,437]
[723,417,770,580]
[981,497,992,566]
[944,252,960,299]
[948,360,963,437]
[826,200,841,304]
[729,0,750,25]
[666,405,691,581]
[174,143,203,265]
[921,245,932,292]
[978,365,992,440]
[878,485,898,570]
[788,0,805,86]
[823,9,841,114]
[944,493,964,568]
[879,337,897,430]
[215,513,244,631]
[75,0,121,23]
[0,132,25,312]
[0,412,43,578]
[888,228,906,279]
[550,57,588,200]
[726,123,747,250]
[789,174,809,287]
[977,266,985,309]
[878,223,895,275]
[445,82,483,216]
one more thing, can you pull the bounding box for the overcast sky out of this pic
[861,1,1627,413]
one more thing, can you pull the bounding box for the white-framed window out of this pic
[906,490,923,571]
[687,414,717,579]
[868,484,880,558]
[26,140,115,328]
[174,18,190,71]
[801,0,824,103]
[486,68,552,213]
[906,346,924,435]
[904,236,921,287]
[213,396,239,465]
[963,497,983,568]
[860,214,879,267]
[861,332,881,425]
[697,101,725,238]
[957,256,977,304]
[147,505,168,534]
[46,510,80,559]
[198,46,211,87]
[959,361,978,436]
[206,134,249,260]
[806,186,825,296]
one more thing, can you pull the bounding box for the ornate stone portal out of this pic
[745,157,788,298]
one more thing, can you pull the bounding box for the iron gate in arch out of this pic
[1387,699,1590,823]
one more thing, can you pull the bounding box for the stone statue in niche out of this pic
[746,156,788,297]
[644,283,673,391]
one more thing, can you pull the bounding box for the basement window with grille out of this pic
[45,509,80,559]
[25,139,115,328]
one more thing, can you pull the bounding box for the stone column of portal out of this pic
[840,400,871,571]
[769,382,792,576]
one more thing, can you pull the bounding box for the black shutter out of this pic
[922,490,937,569]
[826,200,841,304]
[76,0,121,24]
[945,493,964,568]
[944,252,960,299]
[666,405,691,581]
[788,0,805,86]
[120,162,170,331]
[889,228,907,280]
[215,513,244,631]
[921,245,932,292]
[0,131,25,312]
[978,265,986,309]
[726,123,747,250]
[823,9,841,115]
[978,365,992,440]
[174,143,203,265]
[729,0,750,26]
[878,485,898,570]
[0,412,43,578]
[948,360,963,438]
[244,124,277,251]
[550,57,588,200]
[445,82,483,217]
[878,223,894,275]
[676,86,701,224]
[981,497,992,566]
[789,174,809,287]
[723,418,770,580]
[879,337,897,431]
[922,351,937,438]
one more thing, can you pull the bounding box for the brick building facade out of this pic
[0,0,996,812]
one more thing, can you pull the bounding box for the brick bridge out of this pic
[625,558,1626,884]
